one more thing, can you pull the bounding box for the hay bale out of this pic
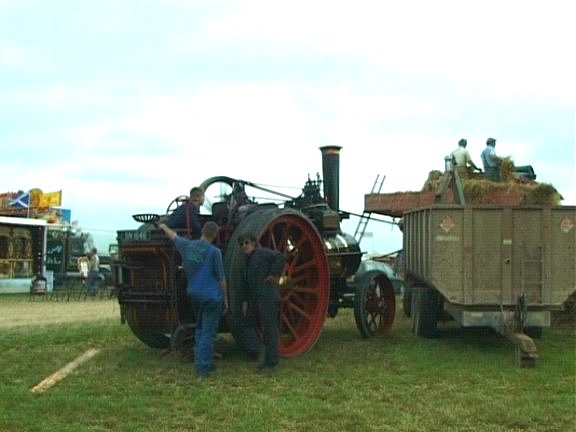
[416,161,563,207]
[462,179,525,204]
[463,179,500,203]
[499,157,515,182]
[461,178,563,206]
[523,183,563,206]
[459,161,564,207]
[421,170,443,192]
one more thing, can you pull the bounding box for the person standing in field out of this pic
[158,221,228,379]
[237,232,287,374]
[86,248,100,298]
[77,256,89,284]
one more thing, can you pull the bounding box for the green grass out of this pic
[0,296,574,431]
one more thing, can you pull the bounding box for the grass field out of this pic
[0,295,574,432]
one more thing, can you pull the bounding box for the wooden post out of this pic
[31,348,100,394]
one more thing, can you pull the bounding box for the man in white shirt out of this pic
[451,138,481,179]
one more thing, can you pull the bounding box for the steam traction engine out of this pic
[114,147,396,357]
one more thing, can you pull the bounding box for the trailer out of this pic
[0,216,48,294]
[401,205,576,366]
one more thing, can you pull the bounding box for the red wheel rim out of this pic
[365,276,396,334]
[259,213,330,357]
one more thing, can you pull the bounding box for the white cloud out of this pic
[0,0,573,254]
[200,1,575,102]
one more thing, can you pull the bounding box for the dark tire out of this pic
[410,286,441,338]
[126,323,170,349]
[123,304,171,349]
[353,271,396,338]
[402,285,413,318]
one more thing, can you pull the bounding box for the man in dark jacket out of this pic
[238,232,287,374]
[165,186,204,239]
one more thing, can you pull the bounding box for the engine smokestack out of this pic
[320,146,342,212]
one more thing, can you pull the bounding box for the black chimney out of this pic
[320,146,342,212]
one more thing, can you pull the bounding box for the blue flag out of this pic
[9,191,30,208]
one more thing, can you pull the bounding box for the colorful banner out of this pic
[39,190,62,207]
[0,189,63,214]
[43,208,71,224]
[9,191,30,208]
[59,209,71,223]
[0,192,17,209]
[29,189,43,207]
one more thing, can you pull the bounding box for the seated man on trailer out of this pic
[450,138,481,179]
[480,137,502,181]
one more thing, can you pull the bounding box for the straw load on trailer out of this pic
[366,157,563,216]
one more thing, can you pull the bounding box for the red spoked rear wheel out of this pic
[225,208,330,357]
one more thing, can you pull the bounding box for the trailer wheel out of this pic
[410,286,440,338]
[353,271,396,338]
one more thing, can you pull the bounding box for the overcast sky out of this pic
[1,0,574,254]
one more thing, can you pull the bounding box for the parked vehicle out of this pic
[349,259,403,295]
[113,147,397,357]
[401,204,576,366]
[363,160,574,367]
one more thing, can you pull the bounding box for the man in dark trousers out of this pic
[158,221,228,379]
[165,186,205,239]
[480,137,501,181]
[450,138,481,179]
[238,232,287,374]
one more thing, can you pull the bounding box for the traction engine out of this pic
[114,146,396,357]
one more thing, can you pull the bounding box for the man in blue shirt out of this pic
[158,221,228,378]
[480,138,501,181]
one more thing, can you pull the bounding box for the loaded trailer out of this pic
[400,205,575,366]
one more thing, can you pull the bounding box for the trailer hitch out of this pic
[497,294,538,367]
